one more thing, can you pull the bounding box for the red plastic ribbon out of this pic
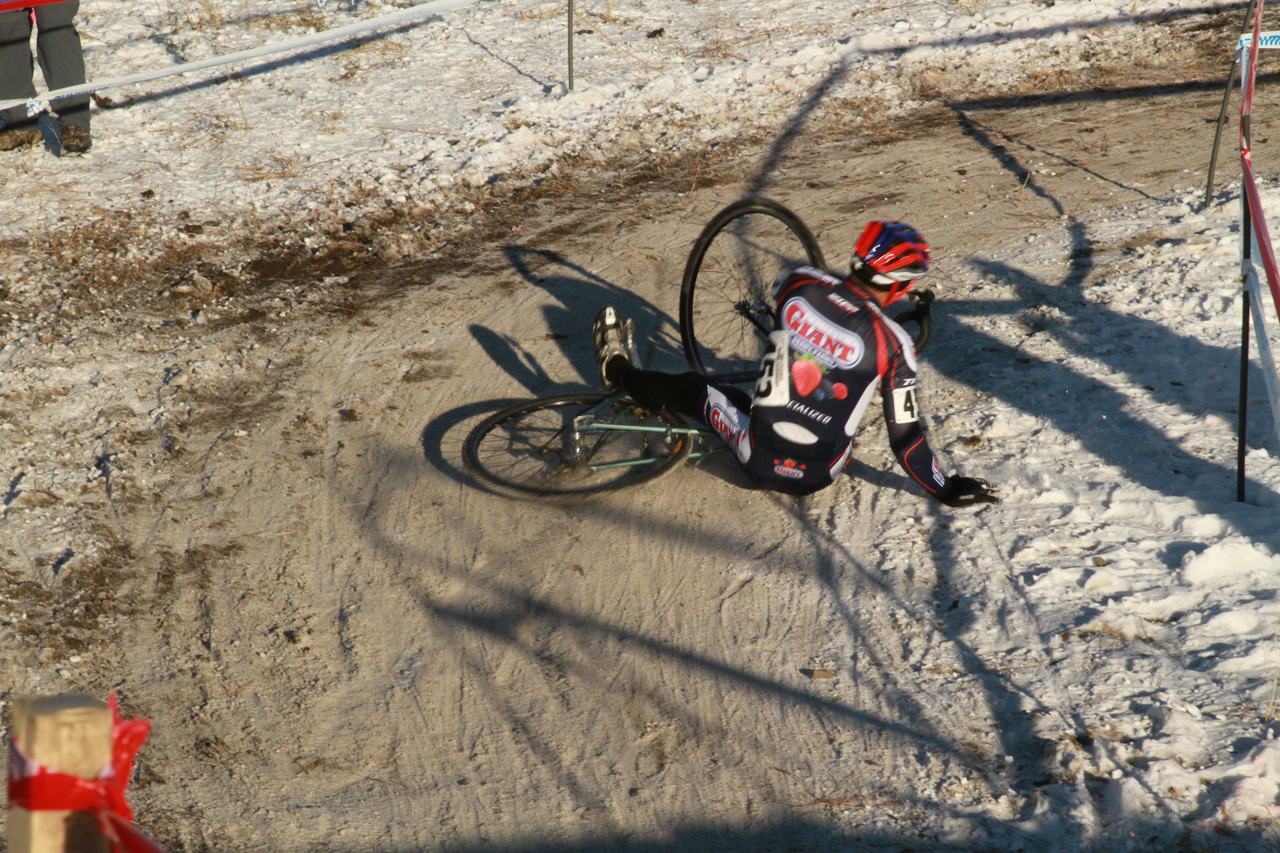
[0,0,70,12]
[7,695,151,822]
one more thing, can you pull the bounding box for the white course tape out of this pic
[0,0,480,116]
[1240,30,1280,50]
[1246,264,1280,452]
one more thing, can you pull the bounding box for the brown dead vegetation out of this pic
[0,9,1244,362]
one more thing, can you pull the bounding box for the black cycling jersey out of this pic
[611,266,951,498]
[721,266,949,495]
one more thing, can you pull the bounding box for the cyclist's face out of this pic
[862,283,894,309]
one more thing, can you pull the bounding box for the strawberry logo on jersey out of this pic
[773,457,806,479]
[791,359,823,396]
[782,297,865,369]
[789,356,850,402]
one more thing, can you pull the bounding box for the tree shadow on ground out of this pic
[338,438,1008,832]
[771,483,1097,841]
[878,100,1280,843]
[747,58,851,196]
[495,246,684,391]
[429,810,1274,851]
[459,27,555,93]
[940,106,1280,534]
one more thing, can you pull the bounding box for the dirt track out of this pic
[1,10,1273,849]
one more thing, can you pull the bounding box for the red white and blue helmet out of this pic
[851,221,930,305]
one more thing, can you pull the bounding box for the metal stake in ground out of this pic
[1205,0,1260,210]
[567,0,575,91]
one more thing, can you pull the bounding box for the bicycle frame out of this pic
[568,396,722,472]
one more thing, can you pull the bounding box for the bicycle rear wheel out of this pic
[464,392,691,497]
[680,197,825,379]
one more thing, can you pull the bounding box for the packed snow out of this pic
[918,182,1280,847]
[2,0,1280,848]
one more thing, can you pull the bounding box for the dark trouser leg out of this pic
[0,10,35,127]
[34,0,88,130]
[607,361,713,422]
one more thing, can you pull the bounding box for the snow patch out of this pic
[1182,540,1280,586]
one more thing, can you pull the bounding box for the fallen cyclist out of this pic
[594,220,998,508]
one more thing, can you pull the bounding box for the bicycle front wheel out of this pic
[680,197,825,378]
[464,392,691,497]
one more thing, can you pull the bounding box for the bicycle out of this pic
[464,197,935,497]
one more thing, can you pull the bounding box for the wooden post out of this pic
[8,694,112,853]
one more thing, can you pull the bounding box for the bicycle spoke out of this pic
[688,216,801,371]
[465,393,690,496]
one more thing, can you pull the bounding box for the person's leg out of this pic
[606,360,709,421]
[34,0,89,132]
[0,9,36,128]
[608,359,762,471]
[593,306,755,466]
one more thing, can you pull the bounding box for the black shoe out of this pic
[0,123,41,151]
[592,306,635,390]
[60,124,91,154]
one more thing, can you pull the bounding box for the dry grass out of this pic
[768,766,900,813]
[171,0,329,34]
[247,6,328,34]
[185,108,250,146]
[696,0,739,62]
[911,67,983,101]
[4,207,264,337]
[513,3,564,22]
[25,212,168,293]
[171,0,228,32]
[314,107,346,133]
[329,36,407,82]
[243,154,303,182]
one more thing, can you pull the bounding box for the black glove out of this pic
[937,475,999,508]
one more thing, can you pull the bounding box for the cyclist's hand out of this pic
[937,475,999,508]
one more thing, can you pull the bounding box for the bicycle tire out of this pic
[680,197,825,377]
[463,392,692,497]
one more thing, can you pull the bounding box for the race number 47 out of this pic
[892,387,918,423]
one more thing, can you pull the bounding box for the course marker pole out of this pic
[1205,0,1259,210]
[1237,2,1280,498]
